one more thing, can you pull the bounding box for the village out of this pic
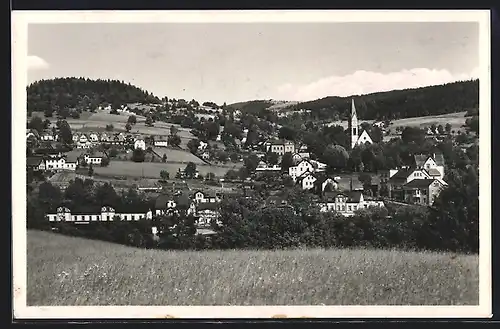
[26,95,467,238]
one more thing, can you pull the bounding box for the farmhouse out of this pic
[317,191,385,217]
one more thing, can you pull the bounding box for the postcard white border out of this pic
[12,10,492,319]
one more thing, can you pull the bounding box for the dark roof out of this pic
[155,193,173,209]
[27,156,43,166]
[323,191,363,203]
[175,192,192,207]
[433,153,445,166]
[403,179,437,189]
[414,155,428,167]
[426,168,441,176]
[414,153,445,167]
[387,168,414,182]
[197,202,219,211]
[336,176,363,191]
[87,151,106,158]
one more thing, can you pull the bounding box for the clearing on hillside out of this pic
[27,230,479,306]
[93,160,242,178]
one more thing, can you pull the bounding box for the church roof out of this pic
[351,99,357,118]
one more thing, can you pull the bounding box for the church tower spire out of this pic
[349,98,359,149]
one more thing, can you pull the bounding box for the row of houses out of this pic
[382,153,447,206]
[27,150,107,172]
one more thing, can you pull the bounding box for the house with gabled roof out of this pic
[288,159,326,181]
[27,156,45,171]
[296,171,317,190]
[413,153,445,180]
[196,202,221,226]
[314,174,339,195]
[402,178,447,206]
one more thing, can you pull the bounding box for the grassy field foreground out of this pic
[27,230,479,306]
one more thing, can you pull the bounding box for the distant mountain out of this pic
[27,77,161,115]
[230,80,479,121]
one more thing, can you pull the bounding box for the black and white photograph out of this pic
[12,10,491,319]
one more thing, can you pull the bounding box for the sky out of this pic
[28,22,479,104]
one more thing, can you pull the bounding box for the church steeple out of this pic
[351,98,357,119]
[349,98,359,149]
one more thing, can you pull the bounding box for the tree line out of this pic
[290,80,479,121]
[27,77,161,117]
[28,160,479,254]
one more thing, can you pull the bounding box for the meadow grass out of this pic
[93,160,242,179]
[27,230,479,306]
[151,148,205,164]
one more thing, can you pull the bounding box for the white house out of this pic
[318,191,385,217]
[44,156,77,171]
[198,141,208,152]
[297,172,317,190]
[265,139,295,156]
[88,133,100,143]
[84,151,106,166]
[134,138,146,150]
[41,133,55,141]
[255,161,282,172]
[154,136,169,147]
[193,190,220,203]
[288,159,325,181]
[46,206,154,224]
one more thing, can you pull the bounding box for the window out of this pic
[348,205,352,211]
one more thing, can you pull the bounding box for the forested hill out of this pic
[292,79,479,121]
[27,77,161,114]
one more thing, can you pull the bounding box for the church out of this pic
[348,99,373,149]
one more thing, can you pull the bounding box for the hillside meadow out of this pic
[93,160,242,179]
[27,230,479,306]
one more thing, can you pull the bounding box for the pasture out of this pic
[151,148,205,165]
[27,230,479,306]
[93,160,242,179]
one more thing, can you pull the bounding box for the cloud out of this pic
[28,55,50,70]
[274,67,480,102]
